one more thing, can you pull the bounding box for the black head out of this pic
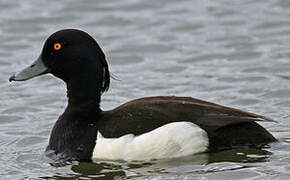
[10,29,110,94]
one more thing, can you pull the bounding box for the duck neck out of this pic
[66,75,102,113]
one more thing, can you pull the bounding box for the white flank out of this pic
[92,122,208,161]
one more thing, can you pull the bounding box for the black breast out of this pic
[46,111,98,161]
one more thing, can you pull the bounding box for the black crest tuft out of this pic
[100,52,110,94]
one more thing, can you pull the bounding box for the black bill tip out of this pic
[9,75,15,82]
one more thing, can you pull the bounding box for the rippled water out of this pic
[1,0,290,179]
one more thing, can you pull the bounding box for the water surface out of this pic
[1,0,290,179]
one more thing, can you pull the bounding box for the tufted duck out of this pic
[9,29,276,162]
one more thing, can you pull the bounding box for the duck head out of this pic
[9,29,110,94]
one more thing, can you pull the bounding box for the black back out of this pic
[96,96,276,151]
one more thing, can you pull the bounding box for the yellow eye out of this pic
[54,43,62,50]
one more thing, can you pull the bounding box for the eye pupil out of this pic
[54,43,62,50]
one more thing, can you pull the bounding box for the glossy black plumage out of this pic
[10,29,276,162]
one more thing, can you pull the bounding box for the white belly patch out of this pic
[92,122,208,161]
